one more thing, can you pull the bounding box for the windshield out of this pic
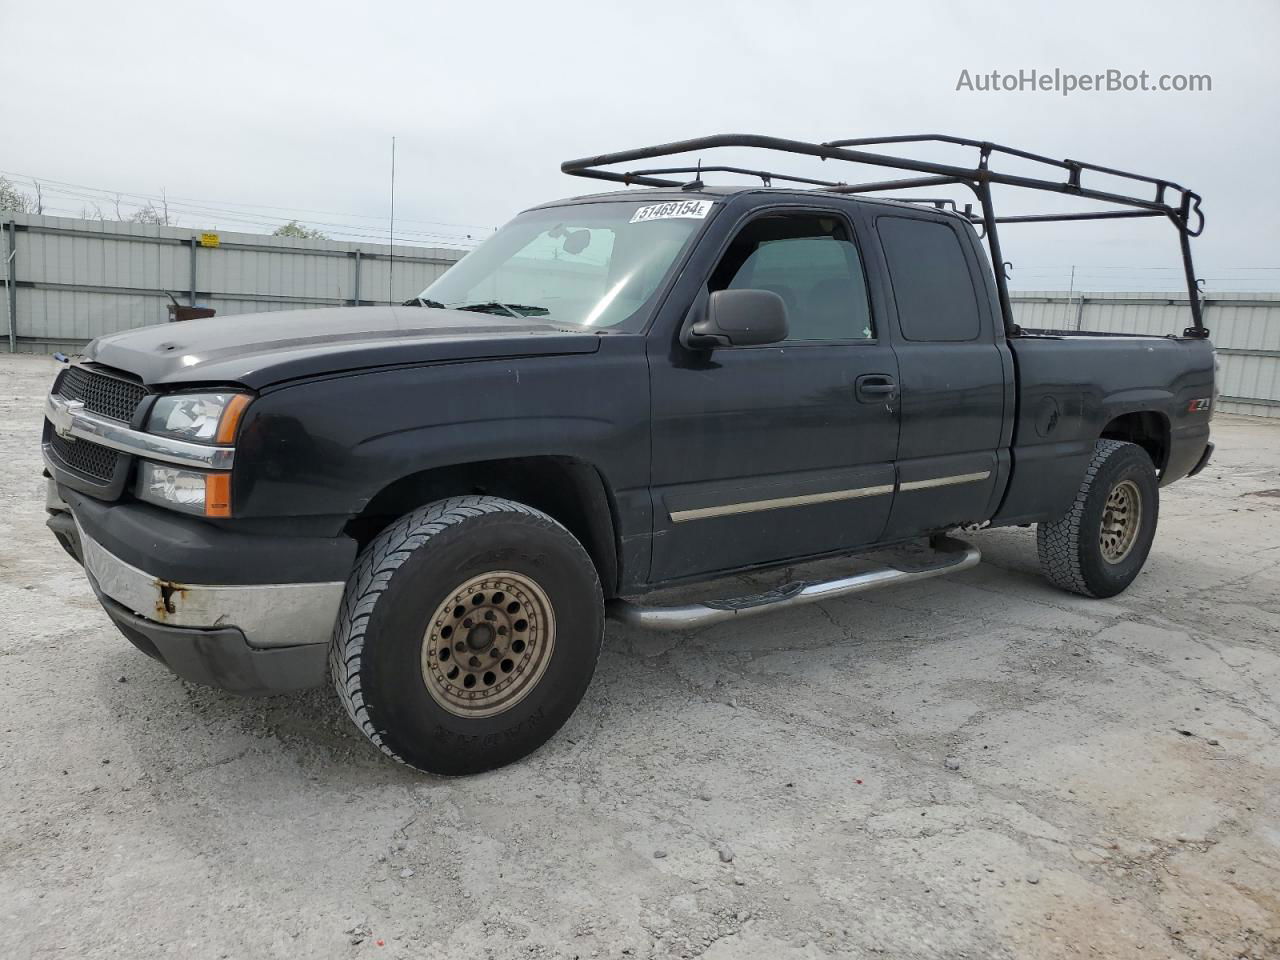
[414,199,713,331]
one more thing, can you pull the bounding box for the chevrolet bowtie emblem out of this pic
[51,399,84,440]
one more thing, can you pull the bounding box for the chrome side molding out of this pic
[669,483,894,523]
[608,535,980,630]
[667,472,991,524]
[899,470,991,492]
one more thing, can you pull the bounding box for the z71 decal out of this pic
[629,200,714,223]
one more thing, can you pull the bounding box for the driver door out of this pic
[647,206,901,582]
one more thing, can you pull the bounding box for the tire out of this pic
[329,495,603,775]
[1036,439,1159,599]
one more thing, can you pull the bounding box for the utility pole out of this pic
[388,136,396,303]
[1066,264,1076,330]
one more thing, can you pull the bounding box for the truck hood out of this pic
[84,306,602,389]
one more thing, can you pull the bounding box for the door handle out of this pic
[856,374,897,402]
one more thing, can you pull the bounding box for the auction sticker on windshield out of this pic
[630,200,714,223]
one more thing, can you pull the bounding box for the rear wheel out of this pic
[330,495,603,775]
[1036,439,1159,598]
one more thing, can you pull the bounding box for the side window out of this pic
[709,213,873,341]
[877,216,982,342]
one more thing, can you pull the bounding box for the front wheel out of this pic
[1036,439,1159,598]
[330,496,604,775]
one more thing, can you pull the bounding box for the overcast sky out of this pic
[3,0,1277,291]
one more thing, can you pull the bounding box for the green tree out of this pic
[273,220,328,240]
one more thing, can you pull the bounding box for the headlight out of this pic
[147,393,251,445]
[136,461,232,518]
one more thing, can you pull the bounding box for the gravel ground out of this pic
[1,352,1277,960]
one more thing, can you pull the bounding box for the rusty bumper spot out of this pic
[154,580,189,619]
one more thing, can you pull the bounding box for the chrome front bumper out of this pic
[50,480,344,649]
[77,518,345,648]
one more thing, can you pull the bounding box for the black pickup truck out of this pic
[43,134,1215,774]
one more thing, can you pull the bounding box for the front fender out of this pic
[231,343,650,528]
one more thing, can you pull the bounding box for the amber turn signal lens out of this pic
[215,394,252,445]
[204,473,232,518]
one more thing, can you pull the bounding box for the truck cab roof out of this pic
[531,186,974,223]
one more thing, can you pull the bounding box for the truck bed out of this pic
[992,333,1216,526]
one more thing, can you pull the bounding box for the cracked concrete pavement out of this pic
[1,352,1277,959]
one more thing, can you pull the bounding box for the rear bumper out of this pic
[48,477,344,695]
[1187,440,1215,477]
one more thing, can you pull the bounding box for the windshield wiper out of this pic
[453,301,550,319]
[402,297,447,308]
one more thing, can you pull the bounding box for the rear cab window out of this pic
[876,216,983,342]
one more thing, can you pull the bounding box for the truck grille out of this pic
[57,365,148,424]
[47,364,145,487]
[48,431,119,483]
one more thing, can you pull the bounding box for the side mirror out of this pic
[687,289,789,348]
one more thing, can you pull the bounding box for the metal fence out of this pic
[1012,291,1280,418]
[2,213,1276,418]
[0,212,467,354]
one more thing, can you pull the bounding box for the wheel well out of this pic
[1100,412,1169,471]
[346,456,621,597]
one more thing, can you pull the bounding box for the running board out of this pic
[608,535,980,630]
